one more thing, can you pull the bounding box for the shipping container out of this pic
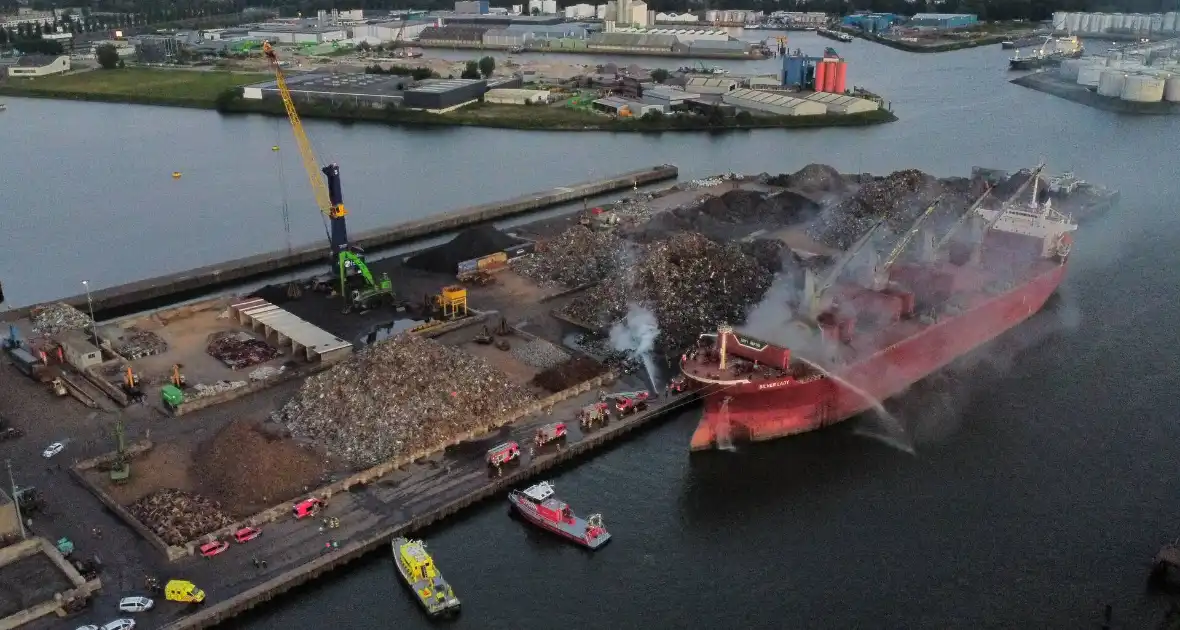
[477,251,508,270]
[458,259,479,273]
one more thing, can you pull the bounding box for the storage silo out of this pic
[1080,13,1092,32]
[1066,12,1081,32]
[1150,14,1164,34]
[1113,14,1127,30]
[1164,12,1177,33]
[1077,63,1104,86]
[1120,73,1166,101]
[1134,14,1150,34]
[1164,75,1180,101]
[1059,58,1083,80]
[1097,69,1127,96]
[1053,12,1067,30]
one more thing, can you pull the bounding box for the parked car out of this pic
[101,620,135,630]
[199,541,229,558]
[42,442,64,458]
[116,596,153,613]
[234,527,262,543]
[74,625,98,630]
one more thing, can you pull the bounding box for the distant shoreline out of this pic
[0,67,897,132]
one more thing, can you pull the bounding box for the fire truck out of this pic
[534,422,567,447]
[486,441,521,467]
[578,402,611,429]
[611,390,651,415]
[668,375,689,394]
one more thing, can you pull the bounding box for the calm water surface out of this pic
[3,33,1179,629]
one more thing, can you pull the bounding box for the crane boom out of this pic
[934,184,994,251]
[879,195,943,272]
[982,163,1046,234]
[263,42,351,266]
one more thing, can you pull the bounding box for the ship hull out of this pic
[689,262,1066,450]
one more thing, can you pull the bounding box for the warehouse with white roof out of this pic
[722,89,828,116]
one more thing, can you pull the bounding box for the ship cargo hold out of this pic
[681,167,1078,450]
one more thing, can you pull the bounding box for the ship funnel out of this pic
[718,324,733,371]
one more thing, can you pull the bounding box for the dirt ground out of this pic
[0,553,73,618]
[89,411,329,519]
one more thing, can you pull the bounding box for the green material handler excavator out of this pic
[338,251,395,313]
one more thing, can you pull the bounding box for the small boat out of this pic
[0,103,6,112]
[508,481,610,550]
[391,537,460,617]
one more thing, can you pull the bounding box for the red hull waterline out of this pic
[681,176,1078,451]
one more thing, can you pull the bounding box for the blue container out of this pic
[784,56,805,87]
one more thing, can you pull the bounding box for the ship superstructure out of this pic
[681,164,1077,450]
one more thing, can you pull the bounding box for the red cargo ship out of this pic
[681,166,1078,450]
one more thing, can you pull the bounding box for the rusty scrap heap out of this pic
[562,232,776,357]
[508,225,626,288]
[29,302,92,335]
[274,333,536,469]
[128,489,235,546]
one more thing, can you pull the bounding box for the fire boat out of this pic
[507,481,610,550]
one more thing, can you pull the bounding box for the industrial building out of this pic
[610,26,729,42]
[642,86,700,111]
[674,39,752,56]
[592,96,661,117]
[685,77,738,94]
[419,25,490,45]
[442,14,565,26]
[59,330,103,370]
[588,32,676,52]
[564,4,597,19]
[704,9,761,24]
[353,20,433,42]
[907,13,977,30]
[485,88,552,104]
[403,78,487,111]
[243,73,409,108]
[247,24,348,44]
[655,12,699,23]
[133,34,181,63]
[841,12,902,33]
[6,54,69,77]
[605,0,651,27]
[722,89,828,116]
[798,91,878,113]
[455,0,490,14]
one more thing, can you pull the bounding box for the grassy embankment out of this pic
[0,67,898,131]
[0,67,268,108]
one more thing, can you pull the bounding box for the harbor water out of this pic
[2,32,1179,628]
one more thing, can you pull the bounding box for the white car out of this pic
[116,596,153,613]
[101,620,135,630]
[75,625,99,630]
[42,442,64,459]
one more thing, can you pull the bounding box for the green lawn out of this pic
[1,68,269,104]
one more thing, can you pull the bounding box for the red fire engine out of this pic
[534,422,567,447]
[578,402,611,429]
[486,441,521,467]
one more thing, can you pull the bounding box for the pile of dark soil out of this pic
[404,226,523,274]
[636,190,821,240]
[198,419,328,516]
[531,356,608,393]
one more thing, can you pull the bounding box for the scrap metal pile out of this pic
[274,333,537,468]
[199,420,326,516]
[806,168,975,250]
[508,225,627,288]
[530,356,607,393]
[29,303,92,335]
[640,189,821,240]
[127,489,235,546]
[510,338,570,370]
[115,329,167,359]
[562,232,777,357]
[207,331,280,370]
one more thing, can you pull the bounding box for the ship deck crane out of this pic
[868,196,944,291]
[934,184,995,251]
[262,42,355,283]
[805,215,889,321]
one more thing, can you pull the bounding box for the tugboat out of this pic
[391,537,461,617]
[508,481,611,550]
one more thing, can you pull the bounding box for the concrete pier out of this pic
[0,165,677,320]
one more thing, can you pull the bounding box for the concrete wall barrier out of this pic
[82,363,130,407]
[170,361,333,417]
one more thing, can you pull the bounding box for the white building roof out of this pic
[645,86,700,100]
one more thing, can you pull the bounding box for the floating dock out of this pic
[0,165,677,320]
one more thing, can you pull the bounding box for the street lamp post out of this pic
[82,281,99,348]
[6,460,25,540]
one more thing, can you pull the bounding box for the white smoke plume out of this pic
[609,304,661,390]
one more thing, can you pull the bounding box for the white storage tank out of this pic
[1102,14,1114,33]
[1150,13,1164,34]
[1121,73,1166,101]
[1098,69,1127,96]
[1164,12,1177,33]
[1164,75,1180,101]
[1066,13,1081,32]
[1053,11,1067,30]
[1077,64,1104,86]
[1059,58,1084,79]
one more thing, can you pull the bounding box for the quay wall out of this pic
[0,166,678,320]
[161,388,701,630]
